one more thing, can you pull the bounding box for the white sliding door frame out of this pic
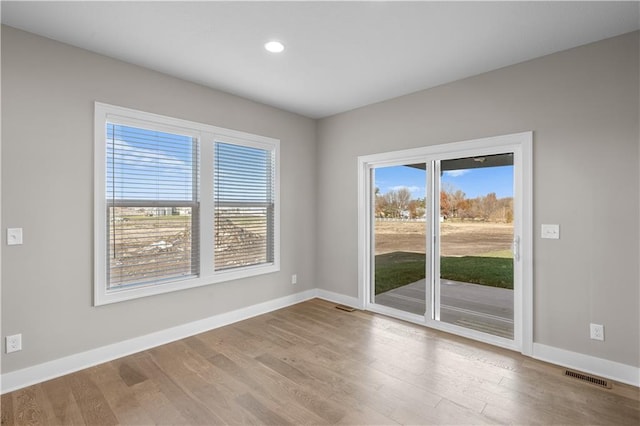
[357,131,533,355]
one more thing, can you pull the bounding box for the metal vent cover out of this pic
[335,304,356,312]
[564,369,612,389]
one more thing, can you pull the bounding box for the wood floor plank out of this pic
[12,385,54,425]
[250,353,347,423]
[151,339,319,425]
[1,299,638,425]
[0,393,14,425]
[368,348,489,413]
[117,360,148,387]
[39,377,85,425]
[66,370,118,426]
[335,407,401,426]
[0,392,16,425]
[264,316,378,365]
[139,346,233,424]
[198,323,266,358]
[255,353,310,384]
[182,334,221,359]
[125,378,189,425]
[87,361,154,425]
[235,392,293,426]
[225,327,364,423]
[207,345,332,424]
[498,375,640,424]
[273,340,445,418]
[391,397,494,425]
[255,341,444,423]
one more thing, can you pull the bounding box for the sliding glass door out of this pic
[361,133,531,351]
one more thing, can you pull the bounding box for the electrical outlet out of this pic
[291,274,297,285]
[590,323,604,341]
[6,334,22,353]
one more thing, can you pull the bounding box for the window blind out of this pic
[214,142,274,270]
[106,123,200,289]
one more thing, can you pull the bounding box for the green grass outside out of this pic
[374,251,513,294]
[374,252,427,294]
[440,256,513,289]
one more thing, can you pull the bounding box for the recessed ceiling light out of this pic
[264,41,285,53]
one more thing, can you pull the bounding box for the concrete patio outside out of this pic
[374,279,514,339]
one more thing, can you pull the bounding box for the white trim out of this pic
[520,133,534,356]
[1,289,316,394]
[97,102,280,145]
[358,132,531,165]
[532,343,640,387]
[357,132,533,354]
[315,289,362,309]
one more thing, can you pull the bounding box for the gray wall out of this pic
[2,25,639,375]
[316,32,640,367]
[1,26,317,372]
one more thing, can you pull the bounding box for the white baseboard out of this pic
[532,343,639,387]
[314,288,361,309]
[1,289,317,394]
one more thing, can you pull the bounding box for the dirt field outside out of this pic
[375,220,513,256]
[108,209,267,288]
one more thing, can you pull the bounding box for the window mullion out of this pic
[199,132,215,277]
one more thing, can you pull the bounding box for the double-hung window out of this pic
[95,103,280,305]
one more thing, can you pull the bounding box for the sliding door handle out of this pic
[513,236,520,261]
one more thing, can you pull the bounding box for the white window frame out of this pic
[94,102,280,305]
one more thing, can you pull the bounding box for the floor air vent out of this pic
[335,304,356,312]
[564,369,612,389]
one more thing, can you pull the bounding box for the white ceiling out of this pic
[2,1,639,118]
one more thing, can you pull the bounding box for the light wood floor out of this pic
[2,299,639,425]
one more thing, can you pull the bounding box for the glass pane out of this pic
[373,163,427,315]
[214,142,273,203]
[108,207,196,289]
[439,153,514,339]
[214,206,272,270]
[107,124,198,202]
[214,142,275,271]
[106,122,199,290]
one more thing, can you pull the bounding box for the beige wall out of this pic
[316,32,640,367]
[1,26,317,372]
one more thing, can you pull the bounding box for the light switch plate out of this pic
[541,224,560,239]
[7,228,23,245]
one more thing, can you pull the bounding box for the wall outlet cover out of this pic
[590,323,604,341]
[6,334,22,353]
